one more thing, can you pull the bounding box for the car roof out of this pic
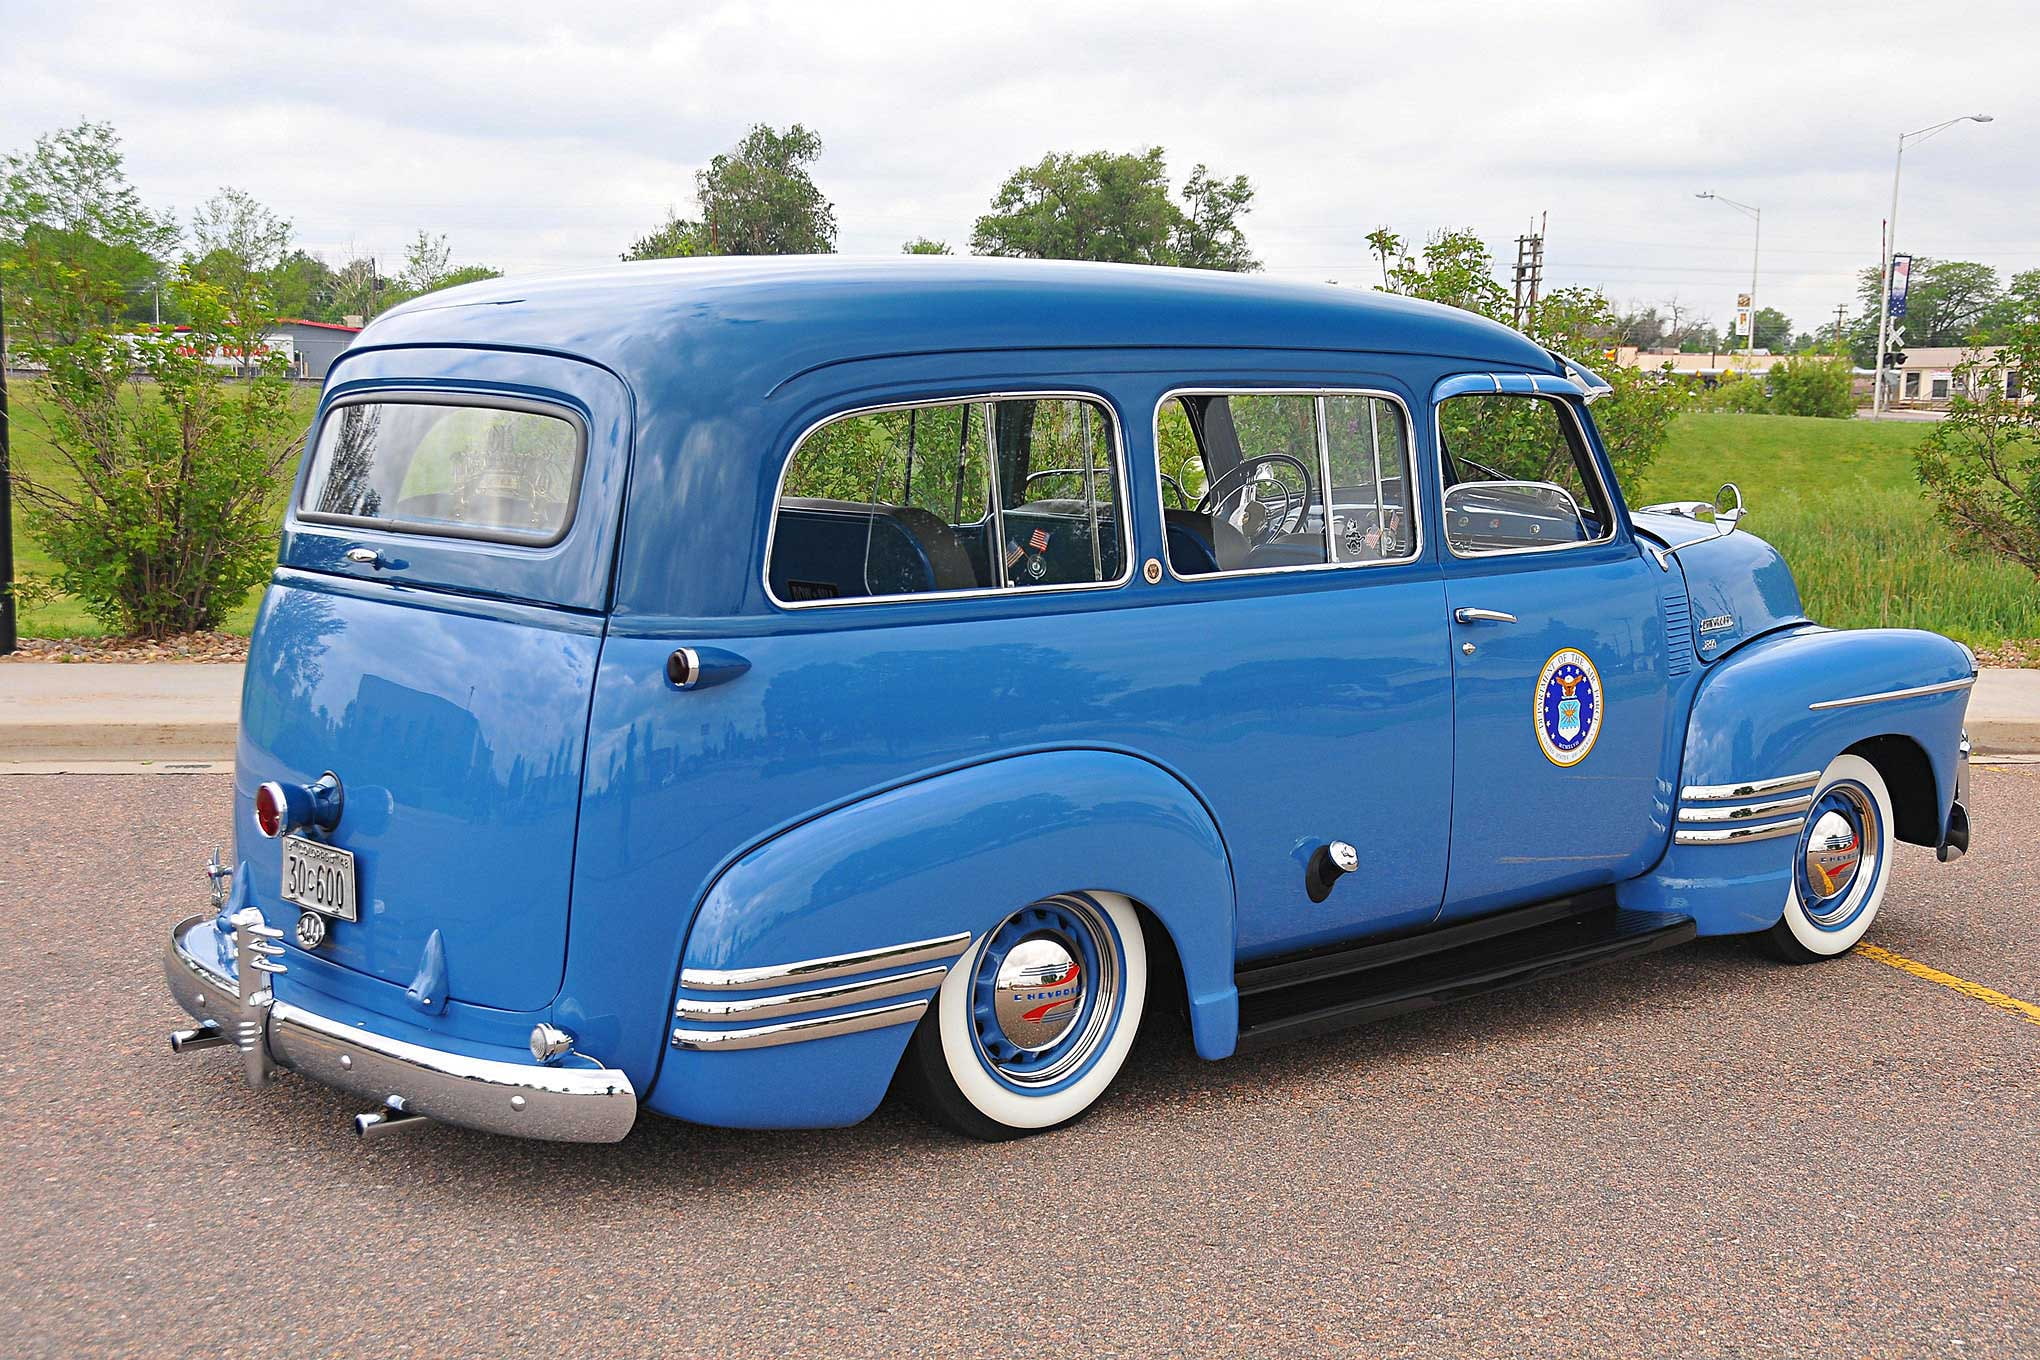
[355,255,1557,386]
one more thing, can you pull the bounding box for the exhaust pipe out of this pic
[170,1024,231,1053]
[354,1106,431,1141]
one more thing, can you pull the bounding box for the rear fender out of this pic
[1618,626,1973,934]
[646,749,1238,1128]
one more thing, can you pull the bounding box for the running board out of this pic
[1234,895,1696,1052]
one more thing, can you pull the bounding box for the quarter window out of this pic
[770,396,1123,604]
[1155,391,1416,577]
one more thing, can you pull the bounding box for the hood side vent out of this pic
[1662,592,1695,677]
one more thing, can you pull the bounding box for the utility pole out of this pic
[1875,113,1995,418]
[1833,304,1849,355]
[1511,212,1546,330]
[1,283,15,655]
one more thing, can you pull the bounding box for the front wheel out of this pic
[1765,753,1894,963]
[900,891,1147,1140]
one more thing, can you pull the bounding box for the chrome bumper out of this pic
[1939,731,1972,863]
[164,912,636,1143]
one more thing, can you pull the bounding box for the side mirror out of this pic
[1713,482,1744,538]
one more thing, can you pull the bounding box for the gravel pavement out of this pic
[2,769,2035,1359]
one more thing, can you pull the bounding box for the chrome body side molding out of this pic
[1676,793,1815,824]
[1680,770,1821,802]
[673,965,948,1022]
[1807,677,1976,711]
[672,999,930,1052]
[678,931,973,991]
[1674,818,1807,846]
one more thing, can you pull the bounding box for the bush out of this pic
[1768,355,1856,418]
[1914,328,2040,576]
[1697,371,1771,414]
[8,272,302,637]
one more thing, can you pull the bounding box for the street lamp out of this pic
[1874,113,1994,417]
[1695,192,1761,361]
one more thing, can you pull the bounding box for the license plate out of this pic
[281,834,357,922]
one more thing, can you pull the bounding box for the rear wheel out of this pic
[900,891,1147,1140]
[1765,753,1894,963]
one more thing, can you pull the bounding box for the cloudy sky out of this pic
[5,0,2034,336]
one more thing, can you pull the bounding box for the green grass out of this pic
[8,395,2039,647]
[1633,413,2040,648]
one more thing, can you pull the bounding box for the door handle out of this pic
[1453,607,1518,625]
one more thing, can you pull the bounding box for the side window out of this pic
[1324,395,1415,563]
[1437,393,1614,556]
[1156,391,1417,577]
[770,395,1123,604]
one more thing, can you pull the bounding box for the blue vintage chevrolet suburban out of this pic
[164,258,1975,1143]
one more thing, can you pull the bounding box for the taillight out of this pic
[254,782,287,838]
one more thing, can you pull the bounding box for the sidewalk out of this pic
[3,661,2040,764]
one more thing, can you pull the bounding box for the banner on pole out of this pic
[1888,254,1913,318]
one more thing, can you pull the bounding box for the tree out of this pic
[1852,257,2002,360]
[1982,268,2040,339]
[400,229,453,293]
[1365,228,1402,287]
[269,249,335,320]
[0,120,177,342]
[1914,325,2040,575]
[328,256,394,321]
[969,147,1258,271]
[187,186,293,322]
[1375,232,1684,485]
[9,270,304,636]
[902,237,951,255]
[624,123,837,260]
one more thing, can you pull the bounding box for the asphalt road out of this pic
[3,770,2035,1359]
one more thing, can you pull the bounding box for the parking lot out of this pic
[2,768,2034,1359]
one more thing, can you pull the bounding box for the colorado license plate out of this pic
[281,834,357,921]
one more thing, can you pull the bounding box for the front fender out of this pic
[645,749,1239,1128]
[1619,625,1973,934]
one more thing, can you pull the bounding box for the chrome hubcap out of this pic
[1802,810,1862,901]
[992,937,1085,1051]
[1797,783,1881,929]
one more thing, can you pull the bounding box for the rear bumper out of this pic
[164,911,636,1143]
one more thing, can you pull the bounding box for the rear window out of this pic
[299,398,585,546]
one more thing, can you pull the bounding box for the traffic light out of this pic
[1884,352,1907,368]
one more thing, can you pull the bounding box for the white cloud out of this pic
[3,0,2033,330]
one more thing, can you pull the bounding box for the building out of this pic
[266,318,361,380]
[1608,347,1788,381]
[1888,346,2017,408]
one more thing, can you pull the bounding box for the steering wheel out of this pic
[1195,454,1313,544]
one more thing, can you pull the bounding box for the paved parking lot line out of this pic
[1857,942,2040,1028]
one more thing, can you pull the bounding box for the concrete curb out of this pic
[4,660,2040,761]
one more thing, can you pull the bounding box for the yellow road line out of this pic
[1857,943,2040,1028]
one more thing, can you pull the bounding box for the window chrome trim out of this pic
[679,931,974,991]
[763,391,1134,610]
[1681,770,1822,801]
[296,390,590,549]
[671,998,928,1051]
[1433,385,1620,560]
[1806,677,1976,711]
[673,965,949,1021]
[1150,386,1424,584]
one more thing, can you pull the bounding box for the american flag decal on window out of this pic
[1029,528,1050,553]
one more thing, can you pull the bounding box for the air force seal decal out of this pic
[1534,648,1603,767]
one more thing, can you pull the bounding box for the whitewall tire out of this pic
[1767,753,1895,963]
[901,891,1147,1140]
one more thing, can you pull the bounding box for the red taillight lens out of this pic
[254,782,286,838]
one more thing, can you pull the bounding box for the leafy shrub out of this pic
[9,273,302,637]
[1914,328,2040,575]
[1697,371,1771,414]
[1768,355,1857,418]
